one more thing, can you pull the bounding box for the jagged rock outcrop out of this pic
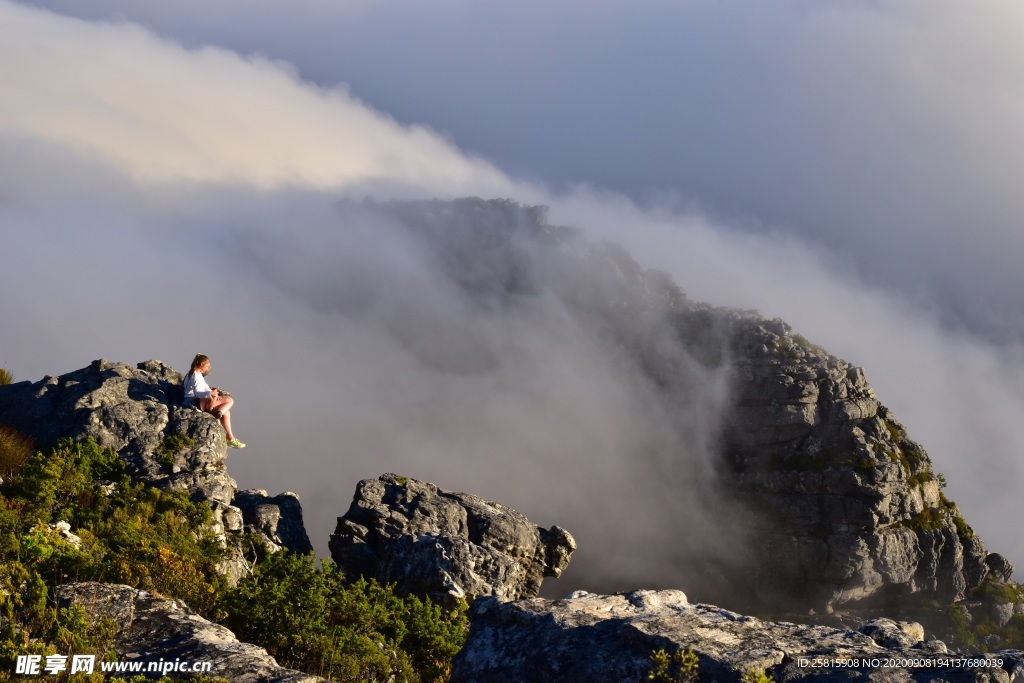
[713,313,1013,610]
[234,489,313,555]
[55,582,321,683]
[450,589,1018,683]
[0,359,311,580]
[329,473,576,603]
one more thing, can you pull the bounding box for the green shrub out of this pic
[882,418,903,442]
[900,507,947,533]
[907,470,934,488]
[158,434,194,471]
[647,647,698,683]
[974,579,1024,605]
[0,436,467,681]
[220,552,468,682]
[952,513,974,541]
[0,426,32,480]
[742,669,776,683]
[0,437,226,620]
[0,368,13,385]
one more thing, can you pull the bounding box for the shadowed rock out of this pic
[234,489,313,555]
[329,473,576,603]
[55,582,321,683]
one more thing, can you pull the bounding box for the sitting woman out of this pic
[183,353,246,449]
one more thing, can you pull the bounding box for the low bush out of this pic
[157,434,194,471]
[742,669,776,683]
[647,647,699,683]
[0,436,468,681]
[0,426,32,480]
[220,551,468,682]
[0,438,227,676]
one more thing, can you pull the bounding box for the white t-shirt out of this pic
[183,370,212,405]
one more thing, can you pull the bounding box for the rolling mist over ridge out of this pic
[223,196,747,599]
[3,0,1024,592]
[4,194,1013,617]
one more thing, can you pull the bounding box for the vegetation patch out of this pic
[907,470,934,488]
[157,434,194,471]
[647,646,699,683]
[951,512,974,542]
[0,434,467,682]
[884,436,933,489]
[220,552,468,682]
[897,506,947,533]
[882,418,904,443]
[0,367,13,385]
[0,425,33,480]
[742,669,776,683]
[0,437,228,677]
[947,605,1024,650]
[974,578,1024,605]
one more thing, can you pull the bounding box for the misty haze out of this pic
[4,0,1024,628]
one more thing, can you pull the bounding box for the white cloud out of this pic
[0,1,517,196]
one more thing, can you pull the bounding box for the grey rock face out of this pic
[0,359,231,502]
[0,360,311,579]
[711,312,1012,610]
[329,473,576,603]
[54,582,320,683]
[450,590,1013,683]
[989,554,1016,584]
[234,489,314,555]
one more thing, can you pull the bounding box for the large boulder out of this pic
[450,589,1015,683]
[54,582,321,683]
[0,359,311,580]
[329,473,576,603]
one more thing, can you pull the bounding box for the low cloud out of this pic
[0,1,518,197]
[2,2,1023,598]
[21,0,1024,336]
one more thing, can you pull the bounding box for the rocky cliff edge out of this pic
[0,358,312,581]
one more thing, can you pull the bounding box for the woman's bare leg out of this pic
[199,396,236,441]
[221,411,234,442]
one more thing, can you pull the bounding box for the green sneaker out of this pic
[227,438,246,449]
